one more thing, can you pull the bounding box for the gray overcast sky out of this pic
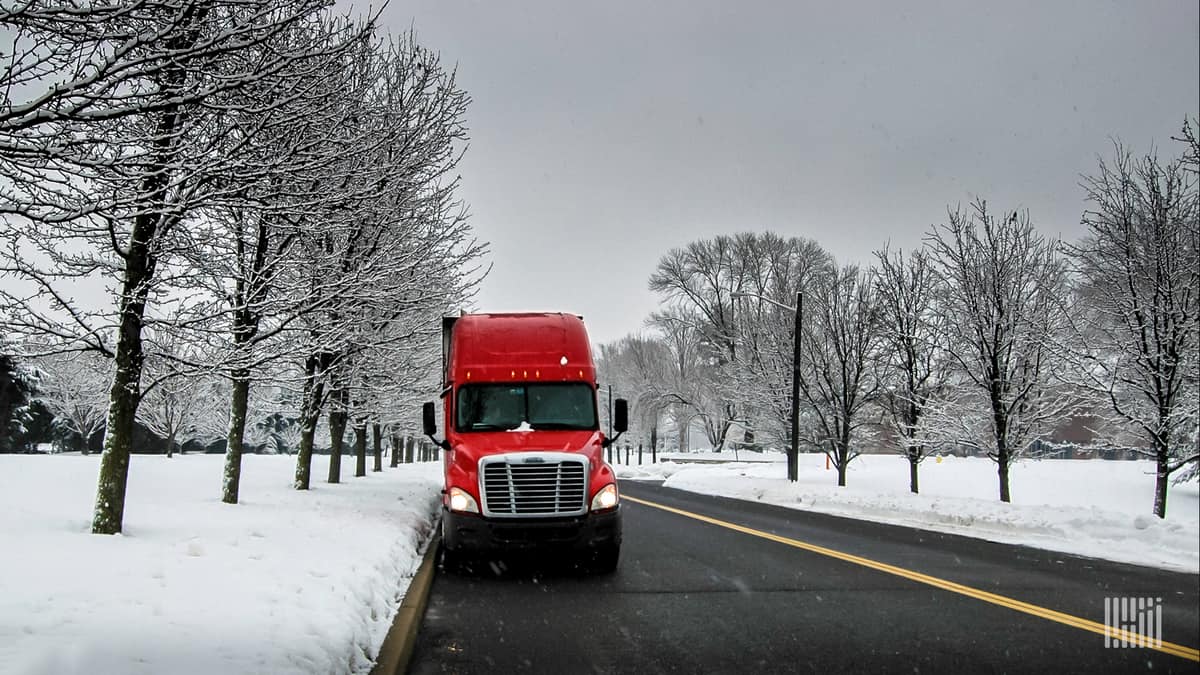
[381,1,1199,346]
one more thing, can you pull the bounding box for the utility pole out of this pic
[733,290,803,483]
[789,290,802,482]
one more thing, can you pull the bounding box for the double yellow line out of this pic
[624,495,1199,663]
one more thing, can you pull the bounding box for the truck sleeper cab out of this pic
[422,313,627,572]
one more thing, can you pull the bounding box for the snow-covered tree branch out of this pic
[1063,134,1199,517]
[926,199,1073,503]
[872,245,952,493]
[796,264,881,486]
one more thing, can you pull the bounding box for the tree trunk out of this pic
[354,420,367,477]
[92,358,141,534]
[222,370,250,504]
[998,460,1011,503]
[991,382,1011,503]
[92,218,158,534]
[293,353,327,490]
[1153,453,1169,518]
[295,415,317,490]
[908,454,920,494]
[372,423,383,472]
[390,432,400,468]
[327,392,347,484]
[223,199,268,501]
[91,21,196,534]
[651,425,657,463]
[835,433,850,487]
[405,435,414,463]
[165,428,177,458]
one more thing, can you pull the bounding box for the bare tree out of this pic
[873,246,951,493]
[121,25,484,497]
[190,20,403,503]
[645,306,735,450]
[362,309,451,467]
[601,333,681,446]
[796,264,881,486]
[137,372,195,458]
[31,351,112,454]
[926,199,1072,503]
[293,197,482,487]
[182,376,232,451]
[1064,136,1199,517]
[280,27,485,489]
[729,233,833,450]
[649,236,749,450]
[277,422,304,455]
[0,0,358,534]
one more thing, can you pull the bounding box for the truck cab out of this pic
[422,313,626,572]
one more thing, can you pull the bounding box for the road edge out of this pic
[370,524,440,675]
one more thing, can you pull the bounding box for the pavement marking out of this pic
[624,494,1200,663]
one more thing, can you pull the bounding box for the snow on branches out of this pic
[0,3,485,531]
[1062,133,1199,517]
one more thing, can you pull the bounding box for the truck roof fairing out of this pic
[445,313,597,386]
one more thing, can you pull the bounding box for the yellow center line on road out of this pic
[623,494,1200,663]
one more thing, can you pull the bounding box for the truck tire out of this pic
[440,517,466,572]
[440,540,464,572]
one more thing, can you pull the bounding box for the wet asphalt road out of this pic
[409,480,1200,674]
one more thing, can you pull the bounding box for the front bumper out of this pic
[442,506,622,553]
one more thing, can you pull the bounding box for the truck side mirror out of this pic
[614,398,628,433]
[422,401,437,436]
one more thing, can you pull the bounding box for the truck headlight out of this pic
[591,483,619,511]
[448,487,479,514]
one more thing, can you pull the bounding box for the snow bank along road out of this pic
[622,454,1200,574]
[0,455,443,675]
[410,481,1200,674]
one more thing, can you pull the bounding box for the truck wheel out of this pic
[440,541,464,572]
[590,543,620,574]
[440,517,466,572]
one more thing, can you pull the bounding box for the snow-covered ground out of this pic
[616,453,1200,574]
[3,452,1194,675]
[0,454,442,675]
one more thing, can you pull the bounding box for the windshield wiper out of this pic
[529,422,588,430]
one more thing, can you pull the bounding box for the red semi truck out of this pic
[422,312,628,572]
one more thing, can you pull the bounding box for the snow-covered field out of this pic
[617,453,1200,573]
[0,454,442,675]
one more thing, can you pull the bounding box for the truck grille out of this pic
[480,454,588,517]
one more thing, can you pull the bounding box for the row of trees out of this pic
[599,123,1199,518]
[0,2,484,533]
